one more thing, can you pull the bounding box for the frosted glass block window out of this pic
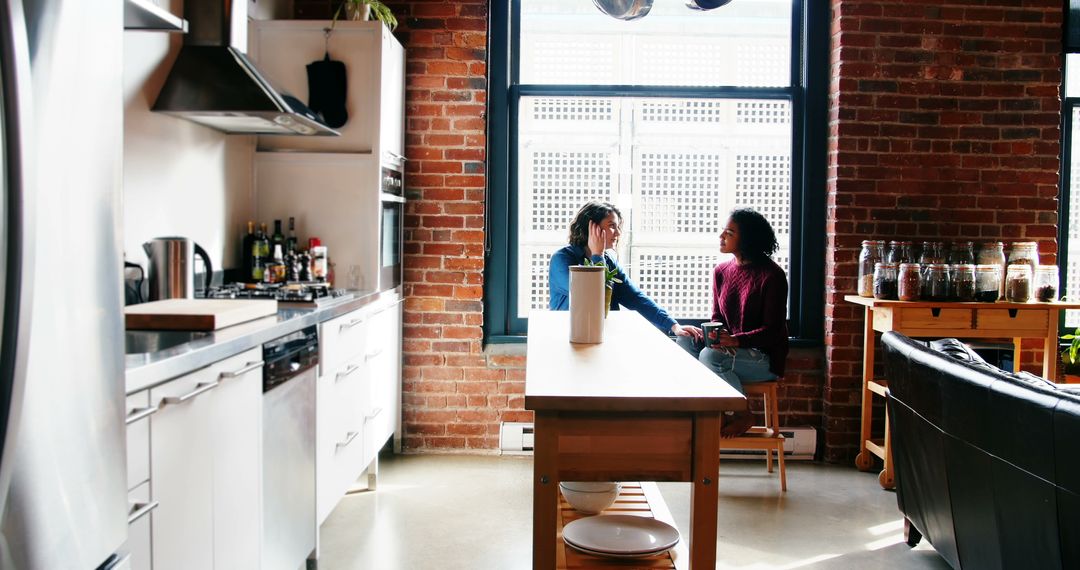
[517,96,792,319]
[1067,106,1080,328]
[520,0,792,87]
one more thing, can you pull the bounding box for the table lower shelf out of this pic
[556,482,688,570]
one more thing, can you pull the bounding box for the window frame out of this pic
[483,0,827,345]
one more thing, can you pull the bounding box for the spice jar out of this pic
[974,265,1002,302]
[977,241,1007,299]
[1007,241,1039,275]
[888,241,915,264]
[1034,265,1059,302]
[948,241,975,265]
[951,264,976,301]
[873,262,898,300]
[858,240,885,297]
[898,263,921,301]
[1005,264,1033,302]
[923,263,950,301]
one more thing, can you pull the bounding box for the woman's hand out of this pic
[710,331,739,349]
[587,220,610,257]
[671,324,703,342]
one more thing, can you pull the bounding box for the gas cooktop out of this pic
[202,282,353,308]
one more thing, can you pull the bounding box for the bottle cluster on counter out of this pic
[857,239,1058,303]
[241,217,331,285]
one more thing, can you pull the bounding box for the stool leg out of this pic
[770,386,786,492]
[763,392,774,473]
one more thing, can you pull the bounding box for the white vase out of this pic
[569,265,605,344]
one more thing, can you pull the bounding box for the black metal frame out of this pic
[484,0,827,344]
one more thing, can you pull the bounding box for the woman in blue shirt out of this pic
[548,201,702,341]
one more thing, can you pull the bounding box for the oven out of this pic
[379,163,404,291]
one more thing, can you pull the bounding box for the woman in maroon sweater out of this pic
[678,208,789,437]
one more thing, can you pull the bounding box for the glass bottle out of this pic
[286,216,299,255]
[923,263,950,302]
[888,241,915,264]
[252,224,269,282]
[873,262,898,300]
[241,220,256,283]
[858,240,885,297]
[1007,242,1039,275]
[898,263,921,301]
[1005,264,1033,302]
[952,264,976,301]
[1033,265,1059,302]
[974,265,1002,302]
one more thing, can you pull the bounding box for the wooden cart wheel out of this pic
[878,469,894,489]
[855,451,873,471]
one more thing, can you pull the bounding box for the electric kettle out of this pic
[143,237,213,300]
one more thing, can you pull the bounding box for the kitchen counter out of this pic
[125,287,402,394]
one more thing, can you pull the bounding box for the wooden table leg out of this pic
[532,412,559,570]
[879,401,894,489]
[1045,310,1060,380]
[1013,337,1022,373]
[855,307,875,472]
[689,412,720,570]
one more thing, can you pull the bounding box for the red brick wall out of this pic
[825,0,1062,462]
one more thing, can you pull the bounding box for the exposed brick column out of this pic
[825,0,1062,463]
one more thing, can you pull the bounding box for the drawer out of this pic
[126,482,155,570]
[878,307,973,332]
[316,353,370,523]
[976,309,1049,333]
[125,391,153,491]
[320,309,369,373]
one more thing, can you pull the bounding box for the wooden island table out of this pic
[525,310,745,570]
[845,295,1080,489]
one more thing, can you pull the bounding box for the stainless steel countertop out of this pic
[125,287,403,394]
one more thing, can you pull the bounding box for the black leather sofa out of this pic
[881,331,1080,570]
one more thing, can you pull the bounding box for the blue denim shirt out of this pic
[547,244,677,334]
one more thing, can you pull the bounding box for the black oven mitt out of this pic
[306,52,348,128]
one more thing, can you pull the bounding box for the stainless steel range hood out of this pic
[152,0,338,136]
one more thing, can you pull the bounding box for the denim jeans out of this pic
[676,336,776,395]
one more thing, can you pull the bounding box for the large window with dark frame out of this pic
[485,0,825,340]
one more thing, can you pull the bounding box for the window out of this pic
[1063,54,1080,327]
[484,0,826,341]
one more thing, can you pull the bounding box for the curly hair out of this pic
[568,201,622,249]
[729,208,779,261]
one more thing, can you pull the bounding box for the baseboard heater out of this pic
[501,422,816,461]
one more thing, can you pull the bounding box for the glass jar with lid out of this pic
[948,241,975,265]
[923,263,951,301]
[977,241,1006,298]
[858,240,885,297]
[1034,265,1059,302]
[898,263,921,301]
[888,241,915,264]
[951,264,976,301]
[873,262,898,300]
[1007,242,1039,274]
[1005,264,1033,302]
[974,265,1002,302]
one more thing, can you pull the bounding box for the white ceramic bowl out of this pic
[559,481,621,514]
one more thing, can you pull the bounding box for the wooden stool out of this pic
[721,380,786,491]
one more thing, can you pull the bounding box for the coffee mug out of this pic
[702,321,727,346]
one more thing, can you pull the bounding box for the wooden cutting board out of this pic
[125,299,279,331]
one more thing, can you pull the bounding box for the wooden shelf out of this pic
[124,0,187,33]
[865,439,886,459]
[557,482,687,570]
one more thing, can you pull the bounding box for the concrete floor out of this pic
[316,454,952,570]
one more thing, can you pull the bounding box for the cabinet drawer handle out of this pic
[364,347,384,362]
[340,317,364,331]
[125,405,159,425]
[336,431,360,449]
[364,407,383,421]
[162,381,219,405]
[220,361,263,379]
[127,500,159,524]
[336,364,361,382]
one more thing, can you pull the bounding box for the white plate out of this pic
[562,515,680,555]
[565,541,673,559]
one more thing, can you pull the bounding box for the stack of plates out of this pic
[562,515,680,559]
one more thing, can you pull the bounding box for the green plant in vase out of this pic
[335,0,398,30]
[1061,327,1080,380]
[583,257,621,317]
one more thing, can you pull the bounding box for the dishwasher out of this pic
[262,325,318,570]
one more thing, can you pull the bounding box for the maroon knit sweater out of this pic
[710,257,790,377]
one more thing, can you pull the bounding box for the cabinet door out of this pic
[126,482,154,570]
[363,302,401,465]
[379,25,406,161]
[150,367,218,570]
[210,349,263,570]
[316,351,369,524]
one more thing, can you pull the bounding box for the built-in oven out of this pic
[379,162,404,291]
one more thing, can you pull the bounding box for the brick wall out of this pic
[825,0,1062,462]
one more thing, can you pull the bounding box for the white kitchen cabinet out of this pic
[149,348,263,570]
[362,301,402,472]
[248,20,405,162]
[126,482,154,570]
